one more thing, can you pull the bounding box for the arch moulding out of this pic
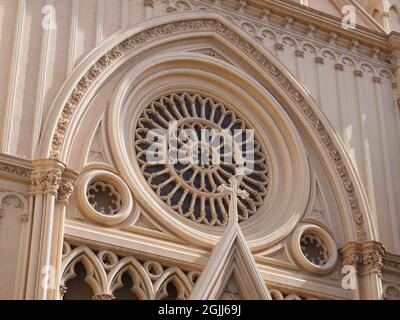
[38,11,377,246]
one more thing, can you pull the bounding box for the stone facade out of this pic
[0,0,400,300]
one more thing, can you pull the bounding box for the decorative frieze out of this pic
[0,162,31,180]
[60,243,198,300]
[340,241,386,277]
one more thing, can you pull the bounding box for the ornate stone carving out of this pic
[0,162,31,179]
[300,233,329,267]
[135,92,270,226]
[335,63,344,71]
[57,178,74,204]
[31,169,62,195]
[61,242,196,300]
[49,17,369,240]
[144,0,154,8]
[340,241,385,277]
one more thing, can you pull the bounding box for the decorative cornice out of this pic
[340,241,386,277]
[31,169,62,196]
[335,63,344,71]
[49,16,368,240]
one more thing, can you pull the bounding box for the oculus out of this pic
[134,92,270,226]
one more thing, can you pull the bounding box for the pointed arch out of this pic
[38,11,377,248]
[61,246,108,297]
[153,267,193,300]
[107,256,154,299]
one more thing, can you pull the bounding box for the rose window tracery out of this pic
[134,92,270,226]
[86,181,122,216]
[300,234,329,267]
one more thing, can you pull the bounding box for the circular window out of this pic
[134,92,270,226]
[77,170,134,226]
[300,233,329,267]
[290,224,338,274]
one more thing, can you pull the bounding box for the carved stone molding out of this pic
[49,16,369,240]
[340,241,386,277]
[144,0,154,8]
[382,253,400,274]
[0,161,31,180]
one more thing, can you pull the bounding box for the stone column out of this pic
[340,241,385,300]
[388,33,400,108]
[51,169,78,300]
[25,159,64,300]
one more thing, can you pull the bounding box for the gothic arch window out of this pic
[63,261,95,300]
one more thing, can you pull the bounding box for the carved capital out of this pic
[340,241,386,277]
[315,56,324,64]
[335,63,344,71]
[144,0,154,8]
[372,76,382,84]
[31,169,62,195]
[354,70,363,78]
[295,50,304,58]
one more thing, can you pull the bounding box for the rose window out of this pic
[86,181,122,216]
[300,234,329,266]
[134,92,270,226]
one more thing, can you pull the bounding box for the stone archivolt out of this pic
[48,15,369,241]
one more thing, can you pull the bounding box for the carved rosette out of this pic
[340,241,386,277]
[31,169,62,196]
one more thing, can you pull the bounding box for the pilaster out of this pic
[340,241,385,300]
[25,159,65,300]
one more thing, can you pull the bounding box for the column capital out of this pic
[340,241,386,277]
[31,159,65,196]
[57,169,79,205]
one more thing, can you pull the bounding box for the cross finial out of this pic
[218,176,249,225]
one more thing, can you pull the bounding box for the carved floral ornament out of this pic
[48,15,368,241]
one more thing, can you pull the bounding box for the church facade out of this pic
[0,0,400,300]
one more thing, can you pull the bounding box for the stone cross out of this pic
[218,176,249,224]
